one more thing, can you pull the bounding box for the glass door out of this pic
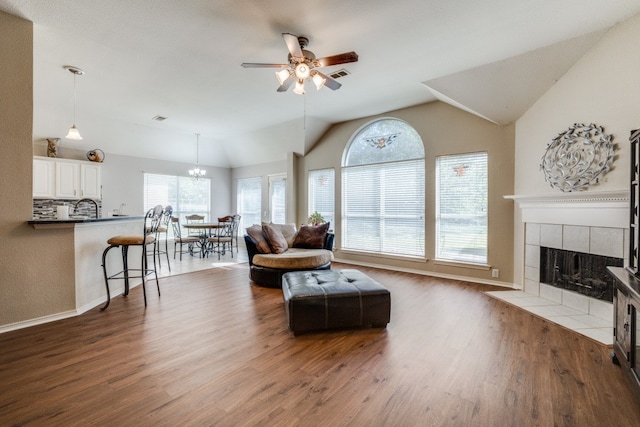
[269,174,286,224]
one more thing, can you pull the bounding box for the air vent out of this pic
[152,115,168,121]
[328,69,350,79]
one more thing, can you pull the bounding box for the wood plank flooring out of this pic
[1,262,639,426]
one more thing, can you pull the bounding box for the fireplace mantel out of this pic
[505,190,629,228]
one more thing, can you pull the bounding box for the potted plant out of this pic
[308,211,325,226]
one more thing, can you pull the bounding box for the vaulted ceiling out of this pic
[1,0,639,168]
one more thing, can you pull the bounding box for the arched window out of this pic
[342,118,425,256]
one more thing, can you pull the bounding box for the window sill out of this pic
[432,259,491,270]
[337,249,427,263]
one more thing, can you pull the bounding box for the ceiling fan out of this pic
[241,33,358,95]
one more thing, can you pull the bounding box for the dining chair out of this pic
[155,205,173,271]
[232,214,241,251]
[185,214,205,237]
[171,217,200,260]
[206,218,234,260]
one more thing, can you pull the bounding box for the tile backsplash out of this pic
[33,199,102,219]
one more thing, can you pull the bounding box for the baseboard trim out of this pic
[332,257,517,289]
[0,310,78,334]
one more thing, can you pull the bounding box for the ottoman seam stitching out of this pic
[321,285,328,329]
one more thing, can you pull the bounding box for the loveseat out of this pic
[244,222,335,288]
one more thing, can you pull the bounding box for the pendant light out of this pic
[189,133,206,179]
[64,66,84,140]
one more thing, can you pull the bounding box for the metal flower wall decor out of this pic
[540,123,615,192]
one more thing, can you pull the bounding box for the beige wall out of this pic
[513,13,640,286]
[297,101,516,284]
[0,11,76,327]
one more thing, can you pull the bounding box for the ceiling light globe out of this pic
[275,69,291,85]
[295,63,311,79]
[293,80,305,95]
[312,73,326,90]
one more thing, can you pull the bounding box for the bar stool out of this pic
[155,205,173,271]
[100,206,163,310]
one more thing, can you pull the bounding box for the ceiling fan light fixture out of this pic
[294,63,310,79]
[293,80,305,95]
[275,69,291,85]
[312,72,326,90]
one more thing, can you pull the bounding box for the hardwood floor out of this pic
[1,262,639,426]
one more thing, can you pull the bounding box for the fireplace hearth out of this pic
[540,247,622,302]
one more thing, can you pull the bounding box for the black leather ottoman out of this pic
[282,269,391,334]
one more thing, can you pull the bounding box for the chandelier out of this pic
[189,133,206,179]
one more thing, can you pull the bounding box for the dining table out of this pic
[182,222,225,257]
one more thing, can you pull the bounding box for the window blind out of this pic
[343,159,425,256]
[308,168,335,226]
[435,152,488,264]
[237,176,262,231]
[143,173,211,237]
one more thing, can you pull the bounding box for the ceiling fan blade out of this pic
[315,51,359,68]
[276,75,295,92]
[282,33,304,60]
[241,62,289,68]
[315,71,342,90]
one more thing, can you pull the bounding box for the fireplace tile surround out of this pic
[492,190,629,345]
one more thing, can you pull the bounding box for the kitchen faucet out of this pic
[74,198,99,219]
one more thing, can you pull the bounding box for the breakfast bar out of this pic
[28,216,143,313]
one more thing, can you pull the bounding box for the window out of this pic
[308,168,335,226]
[269,174,286,223]
[342,118,425,257]
[143,173,211,236]
[237,176,262,231]
[435,152,488,264]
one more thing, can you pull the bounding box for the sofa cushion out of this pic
[262,223,288,254]
[263,222,298,247]
[246,224,271,254]
[252,248,333,270]
[292,222,330,249]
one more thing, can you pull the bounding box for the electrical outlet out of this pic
[491,268,500,278]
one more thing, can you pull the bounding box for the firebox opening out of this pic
[539,247,623,302]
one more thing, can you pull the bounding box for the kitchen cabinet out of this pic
[33,157,55,198]
[80,163,101,199]
[33,156,101,200]
[55,161,80,198]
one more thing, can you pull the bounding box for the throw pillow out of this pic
[292,222,330,249]
[246,224,271,254]
[262,223,289,254]
[276,223,297,247]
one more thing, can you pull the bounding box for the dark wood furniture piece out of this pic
[608,267,640,403]
[606,128,640,403]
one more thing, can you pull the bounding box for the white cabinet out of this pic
[55,161,80,198]
[33,157,102,200]
[80,163,101,199]
[33,158,55,198]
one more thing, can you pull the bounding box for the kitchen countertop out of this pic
[28,215,143,229]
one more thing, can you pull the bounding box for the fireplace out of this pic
[539,247,623,302]
[505,190,628,318]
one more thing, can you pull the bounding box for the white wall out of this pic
[513,13,640,286]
